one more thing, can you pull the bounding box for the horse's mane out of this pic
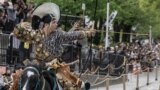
[42,69,58,90]
[26,75,40,89]
[26,65,44,71]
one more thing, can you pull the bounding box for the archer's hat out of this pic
[32,2,60,22]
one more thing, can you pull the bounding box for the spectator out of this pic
[0,5,5,32]
[2,1,16,34]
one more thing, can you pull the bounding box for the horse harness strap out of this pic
[42,70,59,90]
[23,66,40,76]
[41,76,46,90]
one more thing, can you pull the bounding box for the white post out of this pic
[131,26,136,43]
[146,67,150,85]
[105,0,110,49]
[106,78,109,90]
[130,32,133,43]
[123,75,126,90]
[149,25,152,49]
[82,3,86,18]
[136,73,139,90]
[155,60,158,81]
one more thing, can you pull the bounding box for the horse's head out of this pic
[19,66,42,90]
[19,66,62,90]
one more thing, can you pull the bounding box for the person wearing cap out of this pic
[11,2,95,89]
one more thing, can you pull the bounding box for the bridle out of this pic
[23,66,40,76]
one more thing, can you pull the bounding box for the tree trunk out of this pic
[122,25,132,42]
[113,21,121,42]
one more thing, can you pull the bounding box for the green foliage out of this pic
[138,0,160,38]
[35,0,160,40]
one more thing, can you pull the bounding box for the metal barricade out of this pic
[0,33,20,65]
[0,33,10,65]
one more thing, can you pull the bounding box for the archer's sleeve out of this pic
[58,29,86,43]
[12,22,40,43]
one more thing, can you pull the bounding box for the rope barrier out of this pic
[110,31,149,36]
[91,77,110,86]
[99,56,126,71]
[91,74,125,87]
[112,58,126,70]
[91,67,100,74]
[81,67,100,76]
[110,74,125,80]
[99,64,110,70]
[83,57,126,77]
[81,57,127,86]
[96,74,110,80]
[86,63,159,87]
[93,30,149,36]
[92,69,125,85]
[90,76,100,85]
[81,69,89,75]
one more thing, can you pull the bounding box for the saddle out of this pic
[48,59,83,89]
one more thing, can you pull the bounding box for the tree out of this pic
[35,0,160,43]
[138,0,160,38]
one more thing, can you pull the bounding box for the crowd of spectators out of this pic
[0,0,35,66]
